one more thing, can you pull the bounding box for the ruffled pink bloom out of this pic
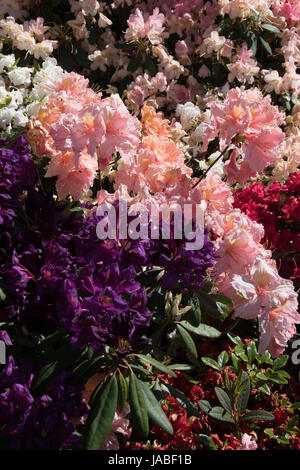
[46,152,98,200]
[243,128,285,172]
[214,228,260,275]
[125,8,165,44]
[274,0,300,23]
[127,84,146,107]
[229,257,300,356]
[202,87,285,184]
[96,94,141,169]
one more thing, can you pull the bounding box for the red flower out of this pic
[273,408,290,426]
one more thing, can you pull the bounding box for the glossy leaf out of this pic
[129,372,149,439]
[136,354,177,378]
[138,379,173,435]
[84,375,118,450]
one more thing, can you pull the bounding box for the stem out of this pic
[192,147,229,189]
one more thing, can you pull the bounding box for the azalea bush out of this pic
[0,0,299,451]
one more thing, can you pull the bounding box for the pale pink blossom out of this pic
[239,434,258,450]
[125,8,165,45]
[100,404,132,450]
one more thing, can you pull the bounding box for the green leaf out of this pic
[138,380,173,435]
[84,375,118,450]
[198,401,234,423]
[129,373,149,439]
[217,351,229,368]
[259,36,272,55]
[256,371,268,380]
[188,291,202,325]
[236,372,250,414]
[136,354,177,378]
[231,353,240,371]
[241,410,274,422]
[273,355,288,370]
[247,33,257,56]
[258,384,271,395]
[261,24,280,34]
[215,387,232,413]
[227,333,243,346]
[196,290,221,318]
[127,53,142,72]
[75,355,106,384]
[162,384,202,418]
[179,321,221,338]
[176,324,198,359]
[169,364,195,372]
[269,376,289,385]
[117,371,128,412]
[130,364,151,376]
[201,357,221,371]
[246,342,257,363]
[144,54,157,77]
[198,434,217,450]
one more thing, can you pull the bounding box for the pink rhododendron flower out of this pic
[26,73,141,199]
[201,87,285,184]
[125,8,165,45]
[239,434,258,450]
[227,43,260,84]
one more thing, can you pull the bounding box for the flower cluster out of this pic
[0,0,299,452]
[0,353,87,449]
[0,54,63,131]
[234,173,300,290]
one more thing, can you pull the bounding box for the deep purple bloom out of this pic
[0,356,87,450]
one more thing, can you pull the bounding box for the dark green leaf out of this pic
[117,371,128,412]
[196,290,221,318]
[179,321,221,338]
[227,333,243,346]
[236,372,250,414]
[138,380,173,435]
[273,355,288,370]
[201,357,221,371]
[247,33,257,56]
[231,353,240,371]
[259,36,272,55]
[217,351,229,368]
[127,53,142,72]
[198,434,217,450]
[187,291,202,324]
[176,324,198,359]
[261,24,280,34]
[169,364,195,372]
[129,373,149,439]
[258,384,271,395]
[246,342,257,363]
[136,354,177,378]
[84,375,118,450]
[215,387,232,413]
[256,372,268,380]
[241,410,274,422]
[198,401,234,423]
[144,54,157,76]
